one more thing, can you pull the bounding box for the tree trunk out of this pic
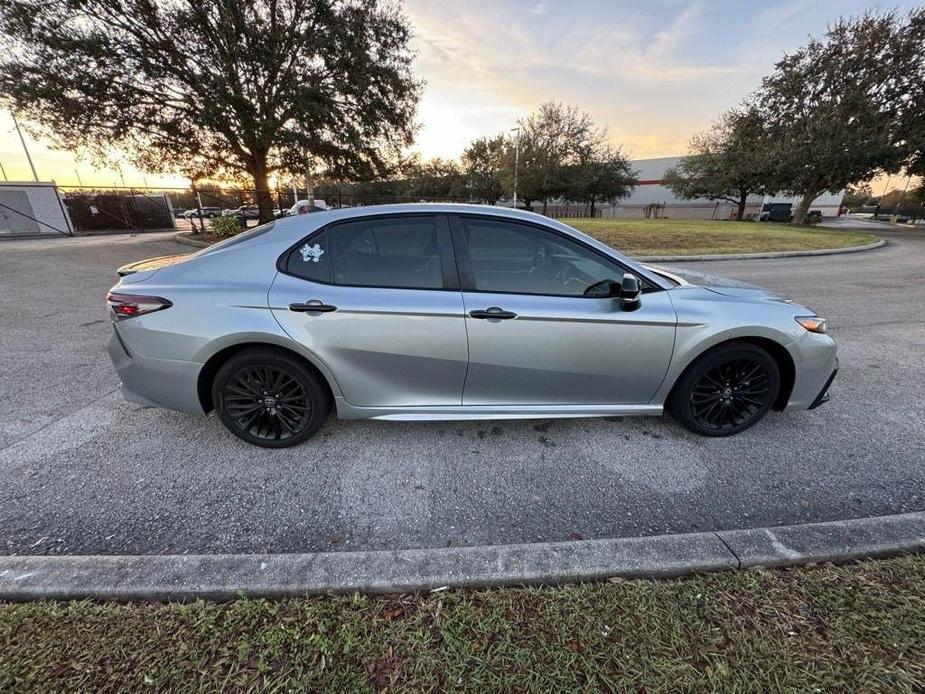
[736,192,748,222]
[250,152,275,224]
[792,184,819,225]
[589,197,596,218]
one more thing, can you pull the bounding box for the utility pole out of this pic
[0,160,7,181]
[510,126,521,209]
[74,169,83,187]
[12,112,39,182]
[305,154,314,208]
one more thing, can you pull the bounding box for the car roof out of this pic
[276,202,555,227]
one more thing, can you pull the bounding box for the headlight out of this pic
[795,316,827,334]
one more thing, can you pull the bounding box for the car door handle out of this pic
[289,300,337,313]
[469,307,517,320]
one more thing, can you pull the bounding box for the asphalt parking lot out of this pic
[1,223,923,557]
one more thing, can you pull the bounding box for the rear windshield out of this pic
[191,222,277,257]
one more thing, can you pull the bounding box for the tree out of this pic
[897,9,925,178]
[841,183,874,211]
[401,158,464,201]
[0,0,421,222]
[663,106,773,221]
[504,102,600,213]
[910,182,925,207]
[565,144,636,216]
[461,134,506,204]
[755,10,922,225]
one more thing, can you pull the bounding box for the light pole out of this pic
[510,126,520,209]
[0,160,7,182]
[11,112,39,182]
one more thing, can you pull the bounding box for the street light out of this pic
[510,126,520,209]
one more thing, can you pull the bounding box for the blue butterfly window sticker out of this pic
[299,242,324,263]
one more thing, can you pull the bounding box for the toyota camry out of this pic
[107,204,837,447]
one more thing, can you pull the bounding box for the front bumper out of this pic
[784,332,838,411]
[808,366,838,409]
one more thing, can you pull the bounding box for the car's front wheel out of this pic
[212,348,330,448]
[668,342,780,436]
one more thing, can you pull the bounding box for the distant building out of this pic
[536,156,845,219]
[609,156,844,220]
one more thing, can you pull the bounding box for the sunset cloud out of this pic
[0,0,919,186]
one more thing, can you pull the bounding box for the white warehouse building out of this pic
[596,156,845,220]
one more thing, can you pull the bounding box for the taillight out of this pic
[106,292,172,321]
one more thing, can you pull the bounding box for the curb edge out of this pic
[1,511,922,602]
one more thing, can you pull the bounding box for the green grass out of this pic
[2,555,924,692]
[561,218,876,256]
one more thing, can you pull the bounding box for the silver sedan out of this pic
[107,204,837,447]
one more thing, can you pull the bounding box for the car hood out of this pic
[646,264,793,303]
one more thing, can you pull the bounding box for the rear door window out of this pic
[283,215,449,289]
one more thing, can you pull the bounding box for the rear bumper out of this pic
[107,327,205,414]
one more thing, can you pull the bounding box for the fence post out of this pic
[192,181,205,235]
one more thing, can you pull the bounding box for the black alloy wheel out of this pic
[213,349,329,447]
[690,358,771,430]
[669,342,780,436]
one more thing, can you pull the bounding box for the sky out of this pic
[0,0,919,190]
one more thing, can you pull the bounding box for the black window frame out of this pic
[447,213,661,298]
[276,213,460,292]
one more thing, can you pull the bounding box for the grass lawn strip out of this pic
[565,218,875,257]
[1,554,922,691]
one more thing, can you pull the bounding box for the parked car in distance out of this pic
[108,204,837,448]
[182,207,223,219]
[222,206,260,219]
[172,207,187,218]
[281,198,328,217]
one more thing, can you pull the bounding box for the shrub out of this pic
[211,215,241,239]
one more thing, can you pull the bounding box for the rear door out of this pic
[451,214,677,406]
[269,214,468,407]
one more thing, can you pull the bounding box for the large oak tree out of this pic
[0,0,421,221]
[664,106,773,222]
[756,10,923,225]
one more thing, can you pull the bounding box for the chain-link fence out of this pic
[53,182,628,236]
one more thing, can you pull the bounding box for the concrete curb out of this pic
[174,231,886,262]
[0,512,922,601]
[174,232,211,248]
[635,238,886,262]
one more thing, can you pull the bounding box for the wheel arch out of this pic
[196,341,337,414]
[666,336,795,412]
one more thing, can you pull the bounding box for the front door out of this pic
[452,215,677,406]
[269,214,468,407]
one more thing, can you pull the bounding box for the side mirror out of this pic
[619,273,642,311]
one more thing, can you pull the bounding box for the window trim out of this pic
[447,213,661,299]
[276,213,460,292]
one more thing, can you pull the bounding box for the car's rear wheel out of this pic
[212,348,330,448]
[668,342,780,436]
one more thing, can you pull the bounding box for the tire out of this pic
[667,341,780,437]
[212,348,330,448]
